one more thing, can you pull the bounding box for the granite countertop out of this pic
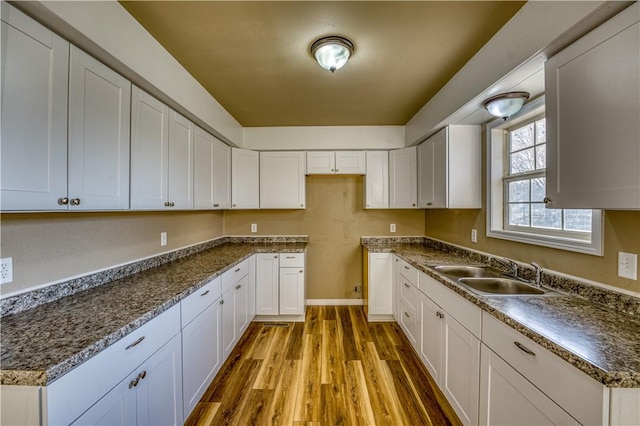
[0,240,306,387]
[363,239,640,388]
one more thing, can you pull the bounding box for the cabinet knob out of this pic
[300,204,304,207]
[331,169,335,172]
[299,270,303,273]
[426,202,432,206]
[138,370,147,380]
[232,203,237,207]
[236,284,242,290]
[404,283,410,288]
[220,299,225,305]
[543,197,552,205]
[412,203,416,207]
[436,311,444,319]
[58,197,69,205]
[404,312,410,318]
[213,203,220,207]
[129,378,139,389]
[164,202,170,207]
[235,268,241,272]
[170,202,175,207]
[404,266,410,270]
[274,255,279,259]
[70,198,81,206]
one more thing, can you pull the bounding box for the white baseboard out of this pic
[306,299,364,306]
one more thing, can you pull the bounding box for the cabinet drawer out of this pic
[419,272,481,338]
[181,276,222,327]
[222,258,249,293]
[279,253,304,268]
[482,313,606,426]
[399,273,419,310]
[397,258,418,286]
[47,304,181,426]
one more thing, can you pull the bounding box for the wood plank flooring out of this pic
[186,306,461,426]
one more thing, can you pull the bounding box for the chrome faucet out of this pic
[493,257,518,278]
[531,262,543,287]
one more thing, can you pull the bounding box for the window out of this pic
[487,96,603,255]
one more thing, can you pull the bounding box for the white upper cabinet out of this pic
[306,151,365,174]
[68,46,131,210]
[130,87,169,210]
[417,125,481,209]
[194,128,231,210]
[260,151,306,209]
[545,2,640,209]
[389,147,417,208]
[231,148,260,209]
[167,110,194,209]
[0,3,69,211]
[364,151,389,209]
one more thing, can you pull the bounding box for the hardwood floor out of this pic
[186,306,461,426]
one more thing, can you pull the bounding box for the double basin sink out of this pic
[434,265,551,296]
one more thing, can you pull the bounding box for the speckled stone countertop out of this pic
[0,239,306,387]
[363,237,640,388]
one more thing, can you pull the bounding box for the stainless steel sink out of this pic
[434,265,502,278]
[458,277,546,296]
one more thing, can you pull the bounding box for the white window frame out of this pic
[486,96,603,256]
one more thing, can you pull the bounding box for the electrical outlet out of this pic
[390,223,396,233]
[618,252,638,280]
[160,232,167,247]
[471,229,478,243]
[0,258,13,285]
[251,224,257,233]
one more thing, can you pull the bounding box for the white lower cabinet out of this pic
[221,283,239,360]
[255,253,306,318]
[365,252,394,321]
[479,344,578,426]
[72,333,183,426]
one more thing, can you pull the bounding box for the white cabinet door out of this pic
[168,111,194,210]
[545,3,640,209]
[419,291,443,384]
[306,151,335,174]
[367,253,393,316]
[417,129,446,208]
[71,380,136,426]
[182,300,222,418]
[135,333,183,426]
[256,254,280,315]
[260,151,306,209]
[442,314,480,426]
[68,46,130,210]
[364,151,389,209]
[130,87,169,210]
[279,267,305,315]
[0,3,69,211]
[335,151,365,174]
[221,287,236,360]
[231,148,259,209]
[392,256,399,321]
[479,345,578,426]
[193,127,216,210]
[389,147,417,208]
[247,254,256,319]
[212,138,231,210]
[235,273,250,336]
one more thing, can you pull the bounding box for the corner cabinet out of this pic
[389,147,417,208]
[260,152,306,209]
[231,148,260,209]
[545,2,640,209]
[417,126,481,209]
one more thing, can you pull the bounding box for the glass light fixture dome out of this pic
[483,92,530,120]
[311,36,354,73]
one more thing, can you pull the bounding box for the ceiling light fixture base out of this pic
[483,91,530,120]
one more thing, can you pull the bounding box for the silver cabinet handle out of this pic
[436,311,444,319]
[236,284,242,290]
[70,198,81,206]
[300,204,304,207]
[426,202,433,206]
[201,290,210,296]
[286,256,295,259]
[170,202,175,207]
[404,283,410,288]
[125,336,145,350]
[299,270,303,273]
[514,341,536,356]
[235,268,241,272]
[330,169,335,172]
[164,201,170,207]
[129,378,139,388]
[274,255,278,259]
[58,197,69,205]
[543,197,552,204]
[213,203,220,207]
[404,312,410,318]
[220,299,224,305]
[404,266,410,270]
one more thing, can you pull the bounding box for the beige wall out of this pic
[0,211,224,296]
[224,175,425,299]
[425,202,640,294]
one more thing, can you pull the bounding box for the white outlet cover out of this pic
[160,232,167,247]
[471,229,478,243]
[251,224,257,233]
[390,224,396,233]
[0,257,13,284]
[618,252,638,280]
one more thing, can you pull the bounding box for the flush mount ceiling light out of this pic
[310,36,354,73]
[483,92,530,120]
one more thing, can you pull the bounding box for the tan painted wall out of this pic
[0,211,224,296]
[224,175,425,299]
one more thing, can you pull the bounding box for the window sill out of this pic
[487,228,603,256]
